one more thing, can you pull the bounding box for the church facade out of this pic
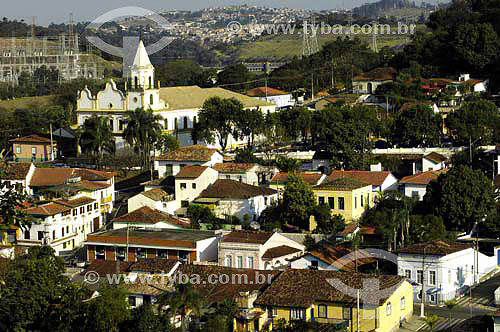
[76,41,275,150]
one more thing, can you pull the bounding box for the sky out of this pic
[2,0,436,26]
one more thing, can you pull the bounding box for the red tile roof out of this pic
[75,180,111,191]
[246,87,290,97]
[9,134,52,143]
[0,162,32,180]
[140,188,171,201]
[262,245,302,260]
[327,171,391,186]
[56,196,96,207]
[424,152,447,164]
[155,145,219,162]
[129,258,179,273]
[74,168,115,181]
[213,163,258,173]
[175,166,208,179]
[399,168,449,185]
[222,230,274,244]
[30,168,75,187]
[113,206,190,228]
[304,245,375,272]
[315,178,369,191]
[23,202,71,216]
[271,172,324,186]
[396,240,472,256]
[81,261,134,277]
[198,179,276,199]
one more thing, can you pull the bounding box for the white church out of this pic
[76,41,275,150]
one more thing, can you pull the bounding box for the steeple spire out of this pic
[132,40,152,68]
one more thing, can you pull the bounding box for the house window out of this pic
[328,197,334,209]
[179,251,188,263]
[417,270,423,284]
[411,191,419,200]
[386,302,392,316]
[63,242,67,249]
[192,183,197,189]
[16,146,21,154]
[66,226,69,234]
[310,260,319,270]
[237,256,243,268]
[225,255,232,267]
[429,271,436,286]
[24,230,30,240]
[318,196,325,205]
[143,295,151,305]
[136,248,146,259]
[109,119,114,131]
[31,147,37,155]
[128,296,137,307]
[354,196,357,209]
[181,200,189,208]
[238,176,243,182]
[119,119,125,131]
[94,202,98,210]
[361,195,364,207]
[183,116,188,129]
[342,307,351,320]
[80,207,85,214]
[318,304,327,318]
[95,246,105,260]
[405,269,411,279]
[37,231,44,241]
[157,249,168,258]
[116,247,126,261]
[62,227,65,237]
[164,119,168,130]
[338,197,345,210]
[290,308,305,320]
[401,297,406,310]
[225,175,231,179]
[52,230,56,240]
[180,183,187,189]
[87,204,92,212]
[248,256,254,269]
[150,94,154,105]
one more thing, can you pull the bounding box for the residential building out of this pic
[311,151,333,173]
[76,41,275,150]
[420,152,447,173]
[219,230,304,270]
[213,163,273,186]
[85,228,218,263]
[154,145,223,178]
[127,188,176,214]
[245,87,294,109]
[112,206,190,230]
[253,269,413,332]
[270,172,326,199]
[174,165,219,216]
[326,170,398,193]
[290,244,375,272]
[10,134,57,162]
[396,240,498,304]
[489,309,500,332]
[312,178,374,222]
[193,180,277,221]
[399,168,449,201]
[352,67,398,94]
[19,196,101,255]
[336,223,380,243]
[0,162,35,194]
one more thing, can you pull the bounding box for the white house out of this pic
[213,163,274,186]
[219,230,304,270]
[193,179,278,221]
[76,41,275,150]
[421,152,447,173]
[352,67,398,94]
[112,206,190,230]
[245,87,295,109]
[397,240,498,304]
[326,170,398,192]
[19,196,101,256]
[0,162,35,194]
[127,188,176,214]
[399,168,449,201]
[154,145,223,178]
[174,165,219,217]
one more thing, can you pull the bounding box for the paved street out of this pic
[401,274,500,331]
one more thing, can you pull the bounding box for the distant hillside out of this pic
[352,0,438,18]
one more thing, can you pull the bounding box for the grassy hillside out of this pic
[0,95,58,110]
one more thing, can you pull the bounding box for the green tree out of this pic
[420,315,439,332]
[258,202,283,231]
[123,304,171,332]
[424,165,495,232]
[160,283,206,332]
[80,115,115,168]
[83,283,130,332]
[155,60,215,88]
[303,235,318,251]
[123,108,163,169]
[217,64,252,91]
[281,174,316,229]
[453,23,500,71]
[446,99,499,145]
[0,182,38,229]
[409,214,447,244]
[186,204,217,229]
[391,104,442,147]
[234,107,265,149]
[275,156,302,172]
[193,97,243,151]
[156,133,180,154]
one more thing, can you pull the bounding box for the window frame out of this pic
[318,304,327,318]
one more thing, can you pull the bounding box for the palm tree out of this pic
[80,115,114,169]
[123,108,163,169]
[444,300,457,331]
[420,315,440,332]
[160,283,206,332]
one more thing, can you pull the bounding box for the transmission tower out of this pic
[302,16,319,58]
[371,21,378,53]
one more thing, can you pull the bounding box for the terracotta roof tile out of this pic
[81,260,134,277]
[9,134,51,143]
[336,223,359,237]
[75,180,111,191]
[246,87,289,97]
[23,202,71,216]
[30,168,75,187]
[175,166,208,179]
[424,152,447,164]
[315,178,370,191]
[213,163,258,173]
[396,240,472,256]
[129,258,179,273]
[198,179,276,199]
[155,145,219,162]
[140,188,172,201]
[399,168,449,185]
[126,274,172,296]
[304,245,375,272]
[113,206,190,228]
[327,171,391,186]
[222,230,274,244]
[74,168,115,181]
[56,196,95,207]
[271,172,324,186]
[262,245,302,260]
[0,162,32,180]
[255,269,405,307]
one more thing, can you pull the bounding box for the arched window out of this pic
[134,76,138,88]
[164,119,168,130]
[149,76,152,88]
[184,116,188,129]
[150,94,154,105]
[174,118,178,130]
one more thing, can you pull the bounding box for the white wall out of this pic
[113,221,182,230]
[176,168,218,203]
[422,158,444,173]
[290,254,338,271]
[381,173,399,192]
[197,237,219,262]
[403,184,428,201]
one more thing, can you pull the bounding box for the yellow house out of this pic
[313,178,374,222]
[251,269,413,332]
